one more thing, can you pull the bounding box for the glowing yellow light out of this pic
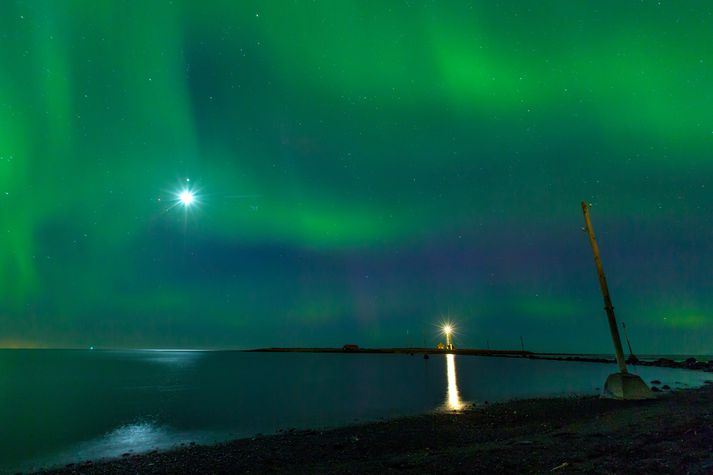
[443,324,453,335]
[179,190,195,206]
[446,354,463,411]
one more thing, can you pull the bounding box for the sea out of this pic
[1,349,710,473]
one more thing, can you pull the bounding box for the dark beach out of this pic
[39,378,713,474]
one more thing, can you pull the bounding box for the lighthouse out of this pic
[443,324,454,350]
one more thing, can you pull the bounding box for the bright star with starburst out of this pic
[179,190,195,207]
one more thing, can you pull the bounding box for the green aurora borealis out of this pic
[1,1,712,352]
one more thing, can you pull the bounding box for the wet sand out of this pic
[40,381,713,474]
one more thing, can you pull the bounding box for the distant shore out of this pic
[41,381,713,474]
[246,346,532,357]
[248,347,713,374]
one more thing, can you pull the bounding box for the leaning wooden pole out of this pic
[581,202,628,374]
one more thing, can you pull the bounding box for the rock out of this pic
[651,386,661,392]
[651,380,662,385]
[655,358,676,367]
[683,358,700,369]
[662,385,671,390]
[551,462,569,471]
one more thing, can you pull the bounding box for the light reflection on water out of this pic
[445,354,464,411]
[72,422,175,459]
[141,349,206,367]
[31,422,222,473]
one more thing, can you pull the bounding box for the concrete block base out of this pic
[602,372,654,400]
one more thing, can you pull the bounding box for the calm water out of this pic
[0,350,710,473]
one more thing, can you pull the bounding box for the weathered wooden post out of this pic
[581,202,652,400]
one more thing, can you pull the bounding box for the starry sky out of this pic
[1,1,712,353]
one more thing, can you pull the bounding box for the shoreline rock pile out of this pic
[531,354,713,372]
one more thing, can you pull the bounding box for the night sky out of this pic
[2,1,712,353]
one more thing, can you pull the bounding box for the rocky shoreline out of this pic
[38,380,713,474]
[252,347,713,374]
[530,354,713,372]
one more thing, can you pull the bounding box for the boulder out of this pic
[626,355,640,364]
[655,358,676,367]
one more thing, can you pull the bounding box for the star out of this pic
[179,190,195,206]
